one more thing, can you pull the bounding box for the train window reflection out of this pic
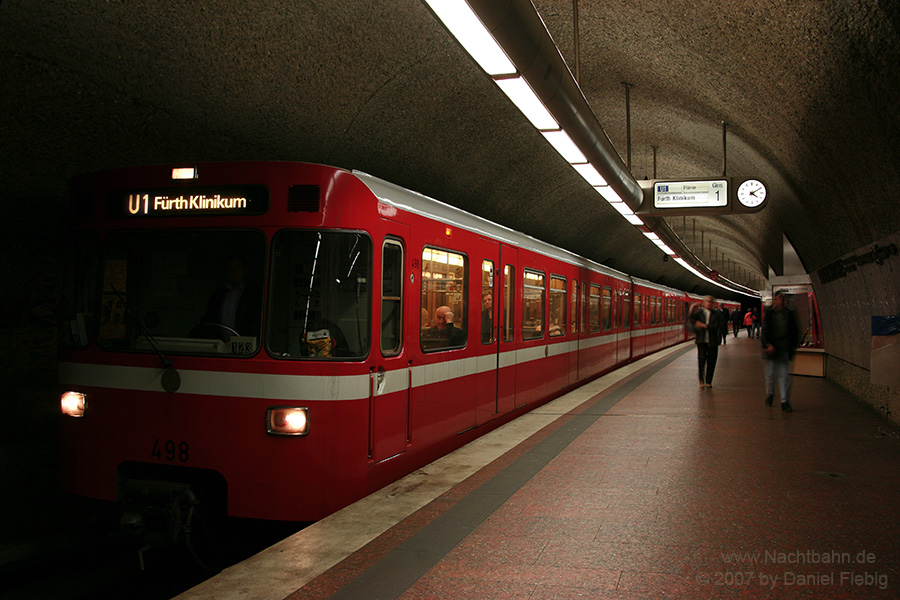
[523,270,545,340]
[381,239,404,356]
[634,293,642,327]
[268,230,371,359]
[421,247,468,351]
[481,260,495,344]
[602,286,612,331]
[98,230,266,356]
[549,276,566,337]
[503,265,514,342]
[589,284,601,333]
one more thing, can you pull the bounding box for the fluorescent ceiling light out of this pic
[594,186,623,204]
[541,130,586,163]
[610,201,635,216]
[424,0,516,76]
[624,214,643,225]
[643,231,660,241]
[572,163,607,186]
[494,77,558,130]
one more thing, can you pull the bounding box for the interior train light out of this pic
[171,166,198,180]
[61,391,86,418]
[266,407,309,436]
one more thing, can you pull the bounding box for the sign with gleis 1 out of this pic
[636,177,768,215]
[653,180,728,209]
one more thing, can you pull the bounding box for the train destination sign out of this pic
[108,185,269,218]
[653,179,728,209]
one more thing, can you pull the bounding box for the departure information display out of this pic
[653,180,728,209]
[108,185,269,218]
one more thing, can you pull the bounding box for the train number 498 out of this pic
[151,438,190,463]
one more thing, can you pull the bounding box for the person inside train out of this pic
[197,254,261,338]
[423,305,466,350]
[481,290,494,343]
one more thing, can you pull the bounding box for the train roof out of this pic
[353,170,630,282]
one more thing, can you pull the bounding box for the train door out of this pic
[617,281,630,364]
[497,245,518,415]
[568,277,579,386]
[475,239,500,426]
[369,229,410,463]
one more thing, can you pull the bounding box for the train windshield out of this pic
[267,230,371,359]
[98,230,267,356]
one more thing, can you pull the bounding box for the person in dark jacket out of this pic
[201,255,261,337]
[689,295,724,388]
[730,307,742,338]
[761,290,800,412]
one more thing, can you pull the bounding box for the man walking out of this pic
[761,291,800,412]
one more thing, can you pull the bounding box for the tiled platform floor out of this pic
[186,336,900,599]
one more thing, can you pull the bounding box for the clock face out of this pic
[737,179,767,207]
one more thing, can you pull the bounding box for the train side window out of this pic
[580,281,587,333]
[570,280,577,334]
[502,265,514,342]
[421,247,467,351]
[381,239,403,356]
[611,289,618,330]
[589,284,601,332]
[549,276,566,337]
[633,293,642,328]
[601,286,612,331]
[481,260,495,344]
[622,288,630,330]
[522,270,545,340]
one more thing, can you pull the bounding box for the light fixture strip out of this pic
[572,163,607,186]
[541,130,587,163]
[424,0,516,76]
[426,0,748,295]
[494,77,559,130]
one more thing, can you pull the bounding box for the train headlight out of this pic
[61,391,86,418]
[266,407,309,436]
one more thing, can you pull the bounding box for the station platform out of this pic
[177,336,900,600]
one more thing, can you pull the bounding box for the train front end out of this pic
[57,163,375,549]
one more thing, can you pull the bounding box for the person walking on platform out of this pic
[731,307,742,338]
[761,291,800,412]
[688,295,723,388]
[743,309,754,337]
[717,305,729,345]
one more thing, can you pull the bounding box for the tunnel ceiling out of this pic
[2,1,899,299]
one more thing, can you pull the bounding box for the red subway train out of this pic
[57,162,733,543]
